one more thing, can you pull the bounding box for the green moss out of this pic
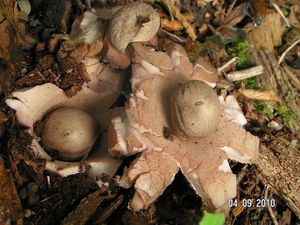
[274,105,296,124]
[242,77,262,90]
[228,41,252,68]
[252,101,296,124]
[253,101,274,118]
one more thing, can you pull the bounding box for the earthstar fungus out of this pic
[5,3,153,182]
[6,57,123,180]
[108,43,259,212]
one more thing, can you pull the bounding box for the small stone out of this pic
[267,120,283,131]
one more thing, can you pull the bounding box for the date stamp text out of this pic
[229,198,276,208]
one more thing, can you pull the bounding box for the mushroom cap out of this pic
[170,80,221,138]
[42,108,99,161]
[108,2,160,52]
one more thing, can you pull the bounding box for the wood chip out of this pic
[238,89,281,101]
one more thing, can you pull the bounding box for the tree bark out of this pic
[258,136,300,218]
[251,50,300,218]
[253,50,300,134]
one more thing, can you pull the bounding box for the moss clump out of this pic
[253,101,296,124]
[242,78,262,90]
[253,101,274,118]
[274,105,297,124]
[228,41,252,68]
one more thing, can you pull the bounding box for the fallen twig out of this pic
[162,0,174,20]
[217,57,238,74]
[159,28,186,43]
[265,185,279,225]
[278,39,300,64]
[225,65,264,81]
[272,3,290,28]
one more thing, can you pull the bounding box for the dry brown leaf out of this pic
[162,0,197,40]
[278,209,292,225]
[0,0,18,25]
[161,19,183,31]
[161,11,195,32]
[238,89,281,101]
[0,0,28,93]
[220,4,245,28]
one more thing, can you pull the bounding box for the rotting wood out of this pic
[248,12,286,52]
[61,189,115,225]
[257,136,300,218]
[253,50,300,134]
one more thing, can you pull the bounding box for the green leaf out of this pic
[199,211,225,225]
